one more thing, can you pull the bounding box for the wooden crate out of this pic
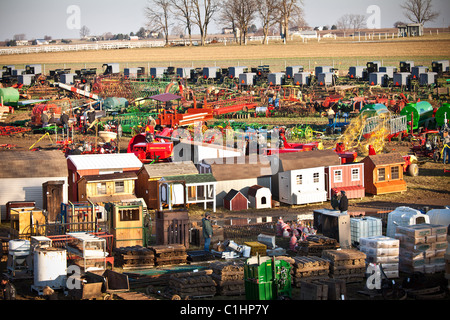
[244,241,267,256]
[155,210,190,248]
[299,281,328,300]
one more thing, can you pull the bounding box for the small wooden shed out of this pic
[223,189,248,211]
[325,163,365,200]
[248,185,272,209]
[361,153,406,195]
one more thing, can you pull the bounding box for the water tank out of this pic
[435,103,450,127]
[0,87,20,103]
[103,97,129,112]
[33,247,67,289]
[360,103,390,117]
[8,239,30,256]
[400,101,434,130]
[386,206,430,238]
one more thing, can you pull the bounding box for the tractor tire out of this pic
[408,163,419,177]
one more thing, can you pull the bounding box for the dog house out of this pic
[247,185,272,209]
[224,189,248,211]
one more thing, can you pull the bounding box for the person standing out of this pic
[339,190,348,214]
[1,276,16,300]
[202,212,213,252]
[331,192,339,210]
[41,111,49,128]
[327,108,335,126]
[443,133,450,165]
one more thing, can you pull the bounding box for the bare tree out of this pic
[170,0,194,45]
[191,0,219,46]
[80,25,90,38]
[219,1,239,43]
[145,0,172,45]
[401,0,439,24]
[349,14,366,31]
[257,0,279,45]
[222,0,257,45]
[13,34,26,41]
[337,13,365,33]
[276,0,304,42]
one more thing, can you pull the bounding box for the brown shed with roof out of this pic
[361,153,406,195]
[223,189,248,211]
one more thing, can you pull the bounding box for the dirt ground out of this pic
[0,113,449,302]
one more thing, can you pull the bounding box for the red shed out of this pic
[223,189,248,211]
[326,163,365,200]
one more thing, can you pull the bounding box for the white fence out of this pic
[0,41,166,55]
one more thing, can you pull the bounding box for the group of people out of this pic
[331,190,349,214]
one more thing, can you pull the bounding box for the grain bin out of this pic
[435,103,450,127]
[393,72,411,87]
[286,66,303,79]
[400,101,434,130]
[0,87,20,103]
[32,247,67,293]
[293,72,311,85]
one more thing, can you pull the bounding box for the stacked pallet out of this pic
[395,223,448,274]
[244,241,267,256]
[168,269,216,299]
[291,256,330,287]
[295,235,340,256]
[322,249,366,282]
[359,236,400,278]
[114,246,155,270]
[210,261,245,296]
[149,244,188,266]
[298,279,346,300]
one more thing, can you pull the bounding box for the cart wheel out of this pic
[103,293,112,300]
[408,163,419,177]
[171,295,181,300]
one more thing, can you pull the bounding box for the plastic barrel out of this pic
[0,87,20,103]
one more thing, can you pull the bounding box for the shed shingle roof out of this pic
[276,149,341,172]
[0,150,68,179]
[67,153,142,170]
[363,153,405,166]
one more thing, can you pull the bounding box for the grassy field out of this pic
[0,33,449,74]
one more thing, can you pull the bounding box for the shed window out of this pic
[313,172,320,183]
[334,170,342,183]
[115,181,125,193]
[296,175,303,185]
[97,182,107,195]
[351,168,360,181]
[377,168,385,182]
[391,166,399,180]
[119,208,140,221]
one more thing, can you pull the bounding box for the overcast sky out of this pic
[0,0,449,41]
